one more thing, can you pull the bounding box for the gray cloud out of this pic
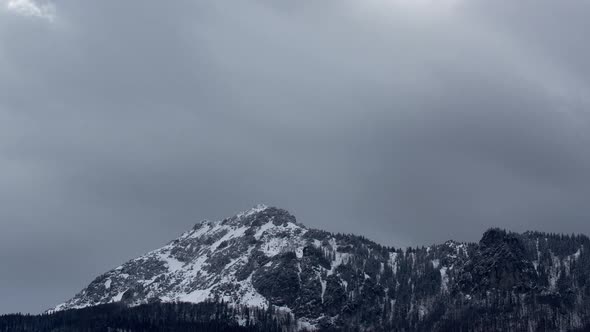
[1,0,590,314]
[1,0,55,21]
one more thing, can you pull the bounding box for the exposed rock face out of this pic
[53,206,590,331]
[457,228,539,293]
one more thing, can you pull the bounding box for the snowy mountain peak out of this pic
[53,206,308,313]
[228,205,297,227]
[235,204,269,218]
[51,209,590,331]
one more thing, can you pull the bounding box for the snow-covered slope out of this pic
[54,205,309,311]
[52,206,590,331]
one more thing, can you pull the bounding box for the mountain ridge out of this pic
[51,205,590,331]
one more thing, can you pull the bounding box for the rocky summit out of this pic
[51,205,590,331]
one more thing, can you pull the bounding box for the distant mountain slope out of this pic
[50,205,590,331]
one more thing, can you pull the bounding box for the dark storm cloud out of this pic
[1,0,590,313]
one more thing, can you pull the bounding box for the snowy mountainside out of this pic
[52,205,590,331]
[54,205,308,311]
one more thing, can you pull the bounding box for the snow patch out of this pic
[320,278,327,303]
[236,204,268,219]
[157,252,184,272]
[440,266,449,292]
[432,259,440,269]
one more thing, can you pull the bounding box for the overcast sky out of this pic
[1,0,590,314]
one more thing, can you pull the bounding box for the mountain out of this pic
[45,205,590,331]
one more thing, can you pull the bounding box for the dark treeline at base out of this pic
[0,301,296,332]
[2,300,590,332]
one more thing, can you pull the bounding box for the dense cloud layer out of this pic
[1,0,590,314]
